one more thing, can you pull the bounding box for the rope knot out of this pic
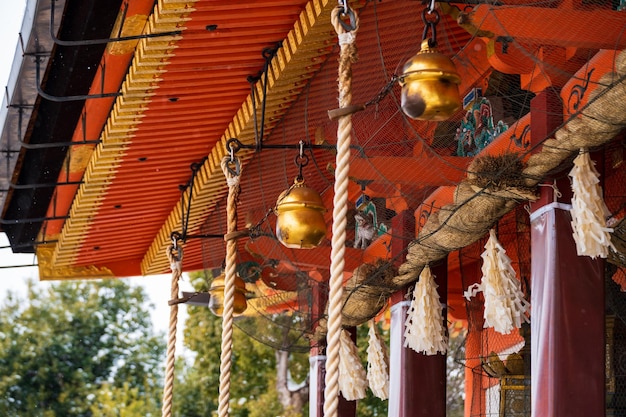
[221,156,242,188]
[338,32,356,46]
[331,5,359,38]
[166,244,183,273]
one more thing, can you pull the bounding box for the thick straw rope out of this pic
[218,156,242,417]
[324,6,358,417]
[161,244,182,417]
[335,49,626,328]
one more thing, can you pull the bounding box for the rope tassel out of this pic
[464,229,530,335]
[366,320,389,400]
[569,149,616,259]
[338,329,368,401]
[404,265,448,355]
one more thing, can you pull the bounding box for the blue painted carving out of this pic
[455,97,508,157]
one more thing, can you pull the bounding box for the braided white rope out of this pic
[161,246,182,417]
[324,6,358,416]
[218,156,242,417]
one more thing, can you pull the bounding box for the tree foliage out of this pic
[175,272,466,417]
[174,272,309,417]
[446,325,467,417]
[0,278,165,417]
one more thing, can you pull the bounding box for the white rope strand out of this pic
[218,156,242,417]
[325,6,359,416]
[161,245,182,417]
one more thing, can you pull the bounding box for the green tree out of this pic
[0,278,165,417]
[446,325,466,417]
[174,272,309,417]
[175,272,466,417]
[355,324,388,417]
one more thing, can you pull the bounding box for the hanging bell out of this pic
[275,177,327,249]
[400,39,462,121]
[208,273,248,316]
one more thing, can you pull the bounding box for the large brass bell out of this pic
[275,177,327,249]
[208,273,248,316]
[400,39,462,121]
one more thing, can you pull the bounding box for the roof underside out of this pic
[1,0,625,297]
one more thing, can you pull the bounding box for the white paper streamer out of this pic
[569,149,616,259]
[338,329,367,401]
[464,229,530,334]
[404,265,448,355]
[366,320,389,400]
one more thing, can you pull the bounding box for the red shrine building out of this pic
[1,0,626,416]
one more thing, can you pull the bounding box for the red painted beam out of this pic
[472,5,626,49]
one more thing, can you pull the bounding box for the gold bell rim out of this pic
[400,70,461,85]
[275,178,326,210]
[209,275,247,292]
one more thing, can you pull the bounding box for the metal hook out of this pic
[421,8,440,46]
[294,149,309,182]
[171,231,179,247]
[229,143,235,163]
[428,0,436,13]
[338,0,348,14]
[337,6,357,32]
[168,243,183,263]
[226,157,241,177]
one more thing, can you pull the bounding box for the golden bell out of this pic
[208,274,248,316]
[275,177,327,249]
[400,40,462,121]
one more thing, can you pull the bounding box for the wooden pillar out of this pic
[308,272,356,417]
[388,210,447,417]
[529,201,604,416]
[308,272,326,417]
[462,256,485,417]
[529,90,605,416]
[309,338,358,417]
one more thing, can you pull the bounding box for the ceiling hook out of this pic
[428,0,436,13]
[339,0,348,14]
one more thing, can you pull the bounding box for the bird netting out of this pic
[192,1,626,412]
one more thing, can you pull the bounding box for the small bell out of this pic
[208,273,248,316]
[400,39,462,121]
[275,177,327,249]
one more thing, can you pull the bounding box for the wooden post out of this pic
[388,210,447,417]
[529,201,605,416]
[308,271,356,417]
[308,272,326,417]
[529,89,605,416]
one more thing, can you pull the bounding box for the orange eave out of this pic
[33,0,625,282]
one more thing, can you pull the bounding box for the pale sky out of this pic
[0,1,191,346]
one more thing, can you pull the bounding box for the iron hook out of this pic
[337,6,357,32]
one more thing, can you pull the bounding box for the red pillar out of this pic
[308,273,326,417]
[388,210,447,417]
[308,272,356,417]
[462,254,485,417]
[529,202,605,416]
[529,90,605,416]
